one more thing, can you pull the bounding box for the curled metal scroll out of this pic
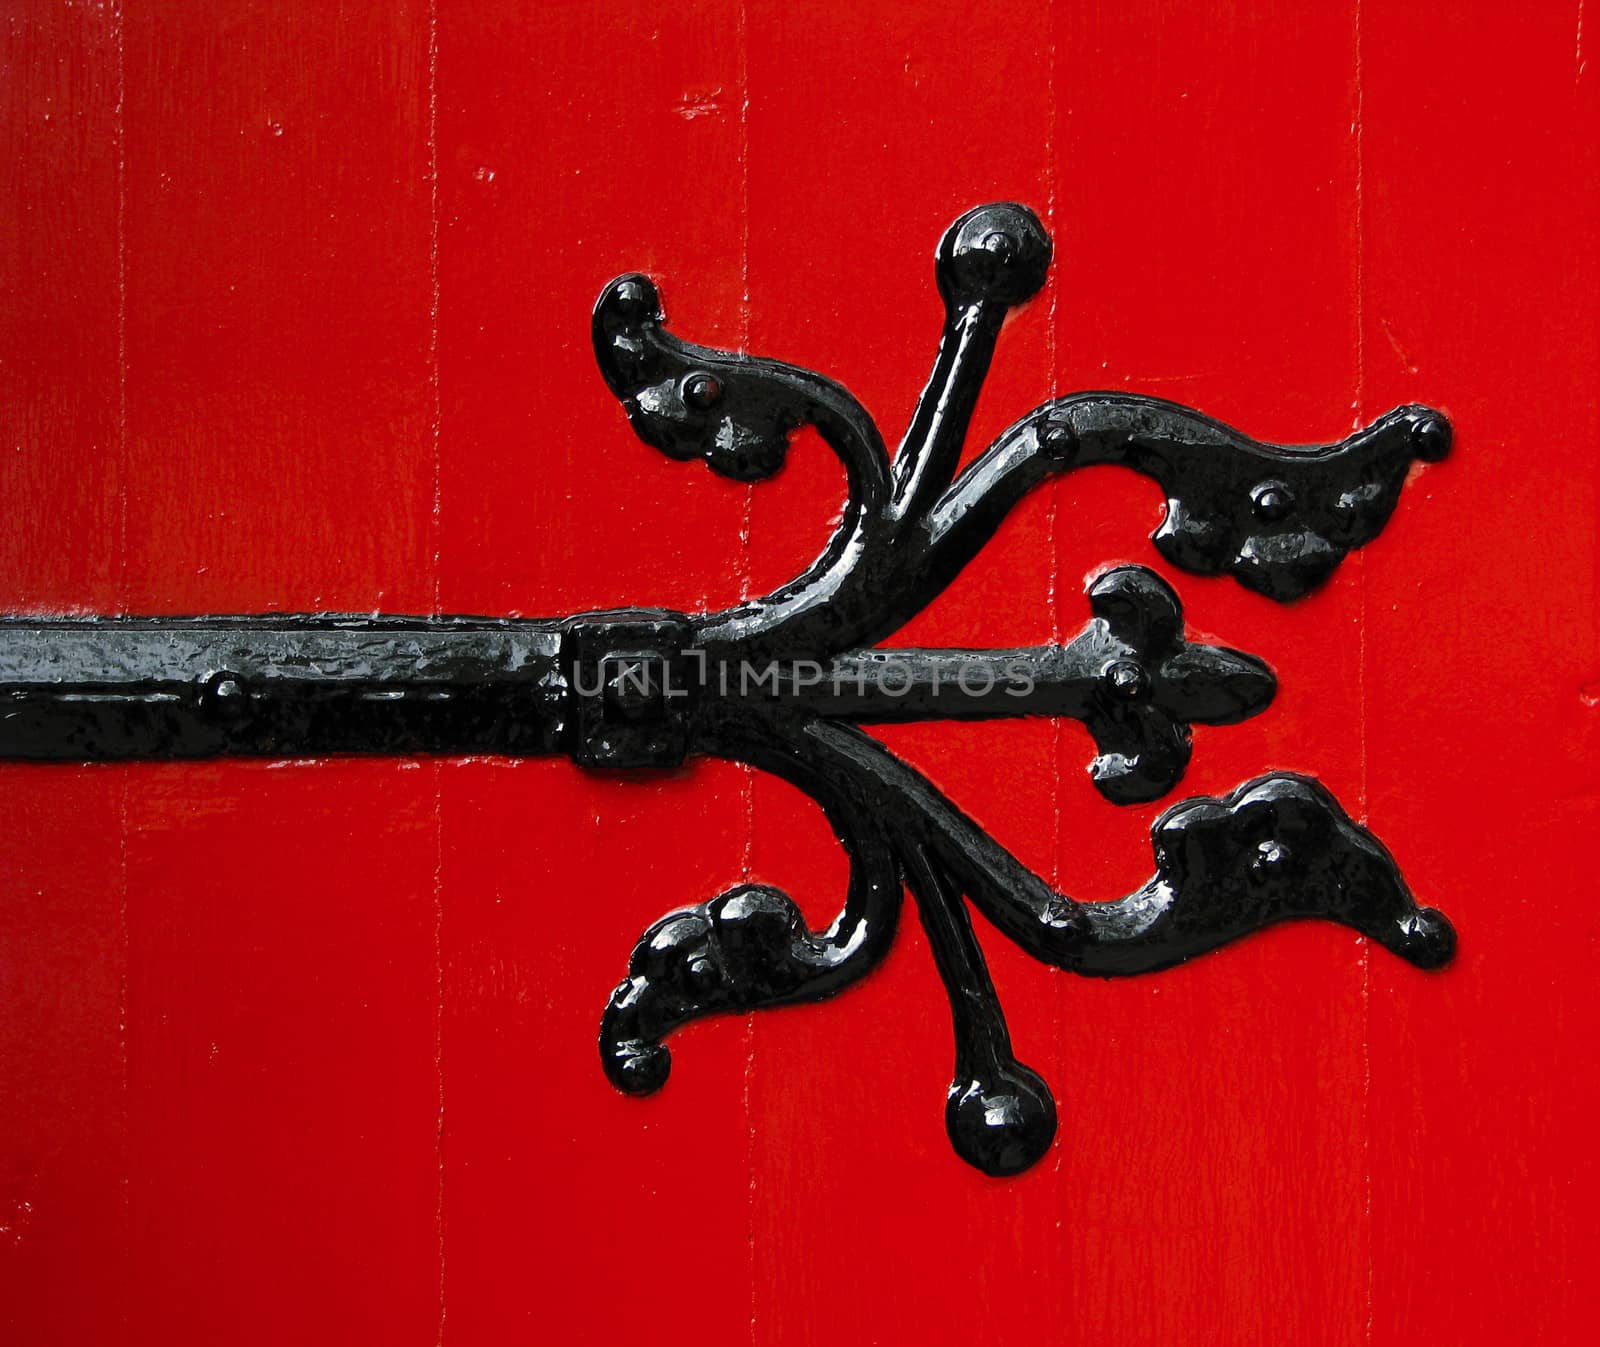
[591,202,1454,1174]
[0,203,1455,1176]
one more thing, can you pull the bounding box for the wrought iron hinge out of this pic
[0,203,1455,1176]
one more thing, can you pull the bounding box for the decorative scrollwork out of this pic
[0,202,1456,1176]
[589,202,1456,1175]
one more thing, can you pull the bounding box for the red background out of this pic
[2,2,1597,1343]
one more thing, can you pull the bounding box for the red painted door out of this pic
[2,3,1596,1344]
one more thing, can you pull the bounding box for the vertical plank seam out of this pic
[428,3,447,1344]
[113,4,131,1338]
[1046,0,1067,1254]
[429,0,444,619]
[736,5,758,1345]
[433,765,446,1347]
[1352,1,1375,1342]
[115,0,129,620]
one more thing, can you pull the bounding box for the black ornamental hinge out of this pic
[0,203,1456,1176]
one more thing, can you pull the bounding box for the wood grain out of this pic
[2,2,1596,1343]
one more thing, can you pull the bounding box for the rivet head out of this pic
[683,371,723,411]
[981,230,1017,263]
[1104,659,1149,700]
[201,671,250,719]
[1040,420,1078,461]
[935,202,1052,306]
[603,660,662,722]
[1411,414,1451,462]
[1251,840,1292,883]
[1250,480,1295,522]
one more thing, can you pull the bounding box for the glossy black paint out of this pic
[0,616,567,759]
[0,203,1455,1175]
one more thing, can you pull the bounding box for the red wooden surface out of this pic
[2,2,1596,1343]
